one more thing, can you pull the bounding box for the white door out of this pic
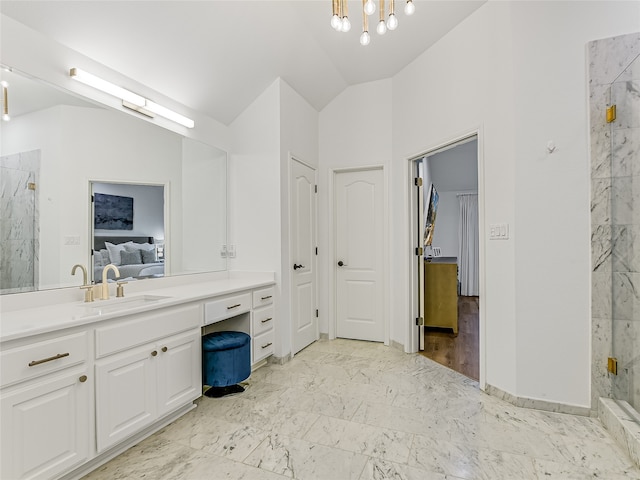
[291,158,318,354]
[417,174,425,351]
[335,168,384,342]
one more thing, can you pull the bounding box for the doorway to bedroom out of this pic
[413,136,480,381]
[91,181,165,284]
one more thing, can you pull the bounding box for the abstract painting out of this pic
[94,193,133,230]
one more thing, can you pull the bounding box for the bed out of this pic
[93,236,164,282]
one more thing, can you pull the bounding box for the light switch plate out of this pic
[489,223,509,240]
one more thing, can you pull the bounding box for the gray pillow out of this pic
[141,249,157,264]
[94,251,105,267]
[120,249,142,265]
[124,242,154,252]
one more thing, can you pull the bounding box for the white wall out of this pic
[323,1,640,408]
[0,14,230,152]
[229,79,282,355]
[319,79,393,338]
[279,79,319,357]
[229,78,318,359]
[507,1,638,406]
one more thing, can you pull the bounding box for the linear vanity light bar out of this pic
[70,68,145,106]
[69,68,195,128]
[144,100,195,129]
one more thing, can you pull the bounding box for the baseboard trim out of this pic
[269,353,291,365]
[390,339,404,353]
[599,397,640,468]
[485,384,591,416]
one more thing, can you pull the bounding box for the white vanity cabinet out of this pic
[1,274,276,480]
[94,304,201,452]
[252,286,275,363]
[0,332,91,480]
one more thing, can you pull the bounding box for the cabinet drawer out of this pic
[95,304,200,358]
[253,329,275,363]
[252,305,275,336]
[204,292,251,325]
[253,287,275,308]
[1,332,87,388]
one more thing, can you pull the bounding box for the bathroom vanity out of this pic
[0,272,275,480]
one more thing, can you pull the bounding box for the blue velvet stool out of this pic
[202,331,251,398]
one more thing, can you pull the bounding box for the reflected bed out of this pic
[93,236,164,282]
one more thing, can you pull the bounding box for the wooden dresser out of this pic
[424,257,458,334]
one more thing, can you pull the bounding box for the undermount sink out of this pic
[85,295,171,315]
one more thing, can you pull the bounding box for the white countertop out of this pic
[0,273,275,343]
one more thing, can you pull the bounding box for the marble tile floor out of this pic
[83,338,640,480]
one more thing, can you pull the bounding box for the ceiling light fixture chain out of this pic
[331,0,415,45]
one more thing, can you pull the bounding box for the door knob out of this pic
[293,263,305,270]
[338,260,346,267]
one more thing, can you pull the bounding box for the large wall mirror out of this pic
[0,67,227,294]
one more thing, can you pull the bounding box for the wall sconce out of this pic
[70,68,194,129]
[1,80,9,121]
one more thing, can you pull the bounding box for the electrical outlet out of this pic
[64,235,80,245]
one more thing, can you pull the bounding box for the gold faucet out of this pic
[100,264,121,300]
[72,264,94,303]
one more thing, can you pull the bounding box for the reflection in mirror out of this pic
[91,182,165,284]
[0,67,227,294]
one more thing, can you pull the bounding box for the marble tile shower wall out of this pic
[0,149,40,294]
[590,32,640,411]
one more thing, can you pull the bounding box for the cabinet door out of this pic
[95,345,157,452]
[1,368,90,480]
[156,329,201,417]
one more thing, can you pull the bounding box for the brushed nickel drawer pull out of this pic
[261,295,272,300]
[261,342,273,349]
[28,352,69,367]
[261,317,273,323]
[227,303,241,310]
[79,375,88,383]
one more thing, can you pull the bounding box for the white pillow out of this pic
[104,242,129,266]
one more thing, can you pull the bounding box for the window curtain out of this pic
[458,194,479,296]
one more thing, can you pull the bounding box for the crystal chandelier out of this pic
[331,0,415,46]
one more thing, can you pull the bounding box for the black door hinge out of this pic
[316,309,319,318]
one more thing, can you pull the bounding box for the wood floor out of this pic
[420,296,479,381]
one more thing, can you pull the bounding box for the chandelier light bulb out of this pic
[377,19,387,35]
[364,0,376,16]
[341,16,351,32]
[331,14,341,30]
[404,0,415,16]
[387,13,398,30]
[360,31,371,46]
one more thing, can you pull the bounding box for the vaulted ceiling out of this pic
[1,1,486,125]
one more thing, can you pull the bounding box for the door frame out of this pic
[288,155,319,356]
[407,129,486,389]
[329,165,390,345]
